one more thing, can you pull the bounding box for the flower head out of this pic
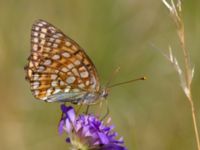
[58,104,127,150]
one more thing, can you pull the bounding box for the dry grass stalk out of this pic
[162,0,199,149]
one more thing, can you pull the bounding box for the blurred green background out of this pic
[0,0,200,149]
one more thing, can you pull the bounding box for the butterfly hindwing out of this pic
[25,19,100,102]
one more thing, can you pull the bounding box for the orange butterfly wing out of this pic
[25,20,100,102]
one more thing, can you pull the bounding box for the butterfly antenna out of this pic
[108,76,147,88]
[105,66,121,88]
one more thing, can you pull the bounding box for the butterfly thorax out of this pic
[99,88,109,100]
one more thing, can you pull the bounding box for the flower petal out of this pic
[97,132,109,144]
[58,120,65,135]
[67,107,76,124]
[58,104,127,150]
[65,119,72,133]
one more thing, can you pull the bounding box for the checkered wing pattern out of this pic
[25,19,100,102]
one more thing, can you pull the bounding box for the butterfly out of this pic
[25,19,145,105]
[25,19,110,105]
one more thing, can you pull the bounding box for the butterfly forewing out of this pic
[25,20,100,102]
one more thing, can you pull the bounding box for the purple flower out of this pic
[58,104,127,150]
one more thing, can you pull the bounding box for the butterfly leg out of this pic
[96,101,103,116]
[85,105,90,114]
[100,100,110,121]
[76,104,83,114]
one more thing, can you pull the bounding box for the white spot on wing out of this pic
[53,88,61,94]
[40,39,45,44]
[44,59,52,66]
[51,74,58,80]
[55,39,61,44]
[34,90,39,96]
[32,84,39,89]
[80,71,89,78]
[29,61,34,67]
[53,34,59,38]
[85,81,90,86]
[33,55,38,60]
[47,42,52,46]
[61,67,68,72]
[49,38,54,42]
[51,81,58,87]
[72,89,80,92]
[46,88,53,96]
[38,66,45,72]
[28,69,32,76]
[52,54,60,60]
[57,33,63,37]
[33,32,38,36]
[33,44,38,51]
[40,34,45,38]
[62,52,70,58]
[32,82,40,89]
[74,60,81,66]
[33,38,39,43]
[78,83,85,89]
[72,45,78,51]
[66,76,76,84]
[64,88,70,92]
[33,74,40,80]
[41,28,47,33]
[65,41,71,47]
[53,43,58,48]
[35,27,40,31]
[45,47,51,52]
[72,68,79,76]
[38,23,43,27]
[41,97,47,100]
[32,81,40,86]
[60,81,65,86]
[67,64,74,69]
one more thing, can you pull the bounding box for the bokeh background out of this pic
[0,0,200,149]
